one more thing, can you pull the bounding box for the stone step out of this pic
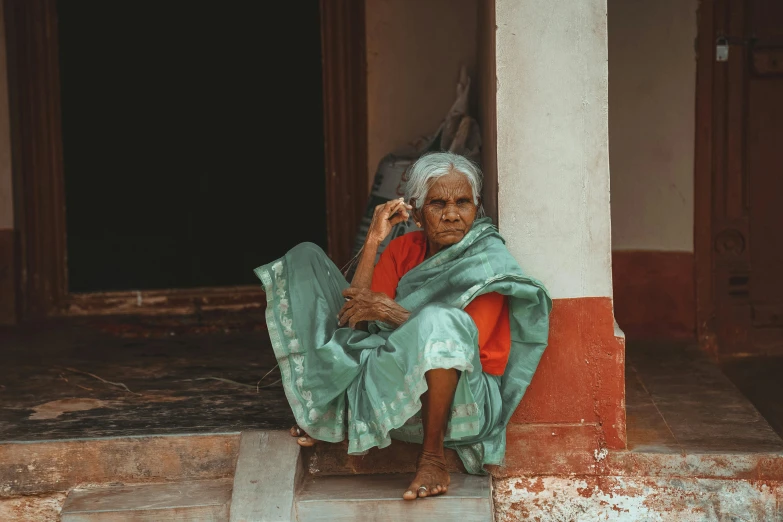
[303,439,465,476]
[294,473,493,521]
[0,433,240,497]
[60,479,233,522]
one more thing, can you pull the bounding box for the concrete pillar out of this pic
[494,0,625,466]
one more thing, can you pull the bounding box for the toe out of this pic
[403,482,420,501]
[296,436,316,447]
[289,426,302,437]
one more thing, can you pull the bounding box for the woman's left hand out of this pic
[338,288,409,329]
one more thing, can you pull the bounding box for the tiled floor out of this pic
[626,341,783,454]
[0,317,292,442]
[1,318,781,458]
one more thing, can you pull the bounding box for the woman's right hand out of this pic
[338,287,411,329]
[366,198,412,245]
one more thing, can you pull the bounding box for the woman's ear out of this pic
[409,199,423,228]
[475,196,485,218]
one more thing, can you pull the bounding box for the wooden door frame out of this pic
[320,0,369,271]
[6,0,368,320]
[4,0,68,320]
[694,0,717,352]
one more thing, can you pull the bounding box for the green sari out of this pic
[255,218,551,474]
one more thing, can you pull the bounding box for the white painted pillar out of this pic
[495,0,613,300]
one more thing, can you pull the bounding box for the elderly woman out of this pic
[255,151,550,500]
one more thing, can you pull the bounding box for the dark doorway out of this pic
[57,1,327,292]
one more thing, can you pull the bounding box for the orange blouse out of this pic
[370,232,511,375]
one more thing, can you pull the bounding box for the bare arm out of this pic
[349,236,382,290]
[338,198,413,329]
[350,198,412,290]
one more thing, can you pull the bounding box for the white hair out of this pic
[404,152,484,215]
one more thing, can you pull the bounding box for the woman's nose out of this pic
[442,204,460,221]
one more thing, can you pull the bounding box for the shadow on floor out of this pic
[721,356,783,439]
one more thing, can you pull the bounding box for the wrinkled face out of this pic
[414,171,479,257]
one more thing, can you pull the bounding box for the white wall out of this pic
[0,0,13,230]
[608,0,697,252]
[365,0,478,182]
[496,0,613,299]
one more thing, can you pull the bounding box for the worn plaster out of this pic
[0,493,65,522]
[494,476,782,522]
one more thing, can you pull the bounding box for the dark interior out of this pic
[58,1,327,292]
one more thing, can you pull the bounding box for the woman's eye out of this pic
[429,200,445,207]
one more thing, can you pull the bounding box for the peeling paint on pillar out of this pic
[494,476,783,522]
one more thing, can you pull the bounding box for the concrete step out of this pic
[60,479,233,522]
[295,473,493,521]
[230,430,303,522]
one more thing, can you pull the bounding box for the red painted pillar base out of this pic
[499,297,626,475]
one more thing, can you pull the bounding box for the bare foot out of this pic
[403,451,450,500]
[289,425,317,447]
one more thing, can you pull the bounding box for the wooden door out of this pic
[697,0,783,356]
